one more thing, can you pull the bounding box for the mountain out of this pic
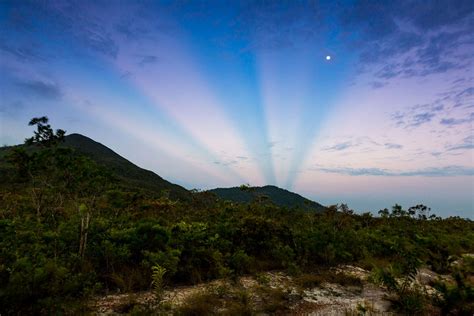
[62,134,190,200]
[209,185,326,211]
[1,134,326,208]
[0,133,190,200]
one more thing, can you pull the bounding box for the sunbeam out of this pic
[114,29,265,185]
[1,0,473,216]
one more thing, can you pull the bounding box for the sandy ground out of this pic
[91,264,449,315]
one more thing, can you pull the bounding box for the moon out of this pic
[326,55,331,61]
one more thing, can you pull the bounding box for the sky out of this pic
[0,0,473,217]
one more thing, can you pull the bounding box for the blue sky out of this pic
[0,0,473,217]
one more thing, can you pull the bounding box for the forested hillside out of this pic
[210,185,325,211]
[1,132,190,201]
[0,118,473,315]
[63,133,191,201]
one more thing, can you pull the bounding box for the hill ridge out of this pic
[209,185,325,211]
[1,133,326,208]
[63,133,190,200]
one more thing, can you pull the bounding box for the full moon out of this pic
[326,55,331,61]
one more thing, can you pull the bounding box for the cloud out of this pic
[342,1,474,80]
[1,1,119,59]
[0,41,45,62]
[322,141,353,151]
[79,27,118,58]
[370,81,387,89]
[16,79,62,99]
[456,87,474,100]
[392,102,444,128]
[138,55,158,66]
[405,0,474,30]
[384,143,403,149]
[440,113,474,126]
[115,20,149,40]
[213,160,238,166]
[316,165,474,177]
[228,1,328,51]
[375,64,401,79]
[321,138,403,153]
[447,135,474,151]
[0,100,25,118]
[413,112,435,126]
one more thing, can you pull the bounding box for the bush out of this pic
[176,291,221,315]
[433,269,474,315]
[151,265,166,301]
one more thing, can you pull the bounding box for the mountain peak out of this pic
[62,133,190,200]
[209,185,325,211]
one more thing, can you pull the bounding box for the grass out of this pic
[176,291,221,315]
[255,286,291,313]
[176,285,254,315]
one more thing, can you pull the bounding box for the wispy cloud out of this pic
[440,113,474,126]
[16,79,62,99]
[343,1,474,82]
[370,81,387,89]
[384,143,403,149]
[392,102,444,128]
[0,100,25,118]
[2,1,119,59]
[322,141,353,151]
[214,160,238,166]
[321,138,403,153]
[138,55,158,66]
[0,41,46,62]
[447,135,474,151]
[316,165,474,177]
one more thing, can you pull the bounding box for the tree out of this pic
[239,183,253,191]
[378,208,390,218]
[25,116,65,147]
[339,203,354,215]
[408,204,431,220]
[391,204,406,217]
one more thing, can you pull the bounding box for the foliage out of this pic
[370,258,428,315]
[210,185,325,211]
[25,116,66,147]
[151,264,166,301]
[432,258,474,315]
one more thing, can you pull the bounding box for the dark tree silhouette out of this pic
[25,116,66,147]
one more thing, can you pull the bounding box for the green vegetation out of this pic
[209,185,325,211]
[0,117,473,314]
[151,265,167,301]
[432,256,474,315]
[63,133,190,201]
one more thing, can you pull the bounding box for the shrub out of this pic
[230,249,252,276]
[151,265,166,301]
[294,273,324,289]
[370,266,428,315]
[176,291,220,315]
[257,287,291,313]
[433,269,474,315]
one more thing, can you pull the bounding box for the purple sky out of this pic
[0,1,473,217]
